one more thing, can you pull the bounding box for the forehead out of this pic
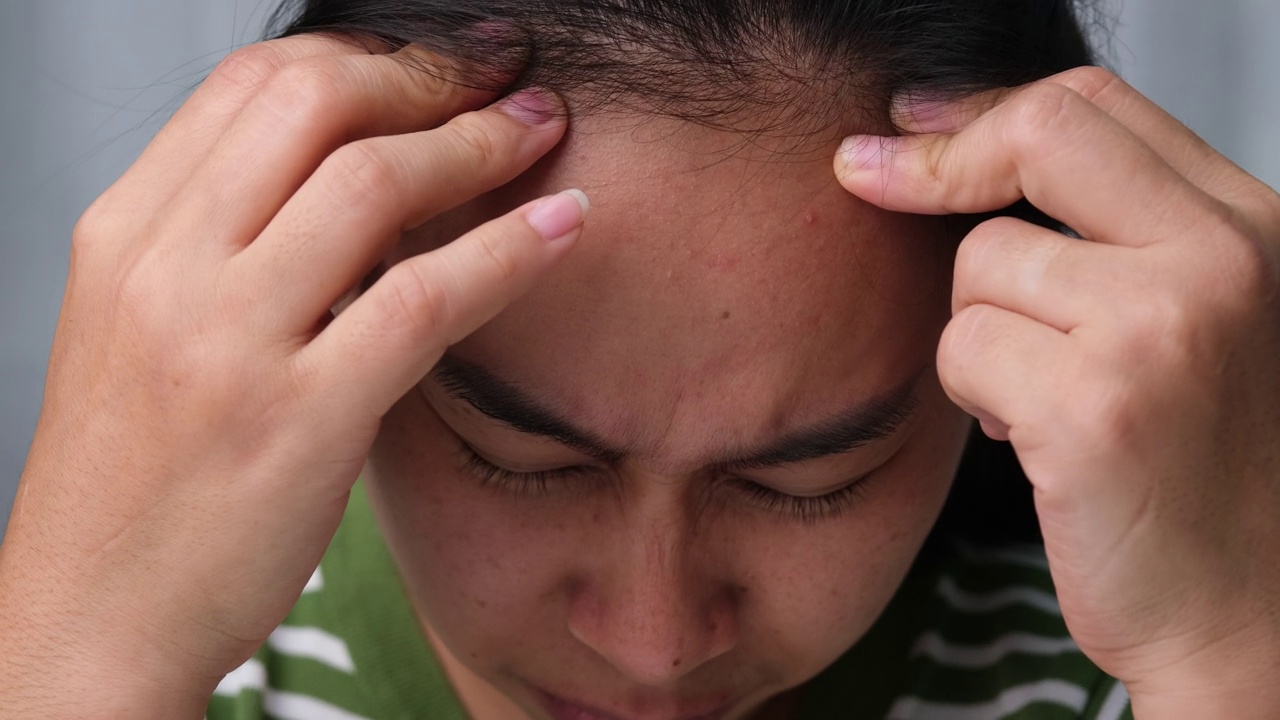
[398,115,953,462]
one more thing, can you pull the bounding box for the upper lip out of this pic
[536,687,733,720]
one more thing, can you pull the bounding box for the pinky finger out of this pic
[297,190,588,420]
[936,303,1075,446]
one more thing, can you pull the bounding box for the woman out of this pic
[1,0,1277,718]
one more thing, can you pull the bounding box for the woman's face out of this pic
[362,114,972,720]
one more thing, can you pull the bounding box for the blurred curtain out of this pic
[2,0,1278,533]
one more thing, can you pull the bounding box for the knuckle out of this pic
[1056,66,1126,103]
[938,304,997,370]
[265,57,349,119]
[1115,288,1215,373]
[1005,82,1082,154]
[320,140,402,208]
[397,55,453,98]
[1214,213,1279,308]
[377,262,452,343]
[956,217,1020,281]
[210,43,291,96]
[113,247,177,325]
[470,230,522,285]
[442,116,503,168]
[71,199,113,254]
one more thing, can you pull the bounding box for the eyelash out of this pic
[458,446,591,496]
[730,477,870,524]
[457,446,872,523]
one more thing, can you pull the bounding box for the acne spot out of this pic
[802,211,816,226]
[672,658,682,668]
[720,310,731,320]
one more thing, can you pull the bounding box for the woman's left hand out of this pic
[834,66,1280,718]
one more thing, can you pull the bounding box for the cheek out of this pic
[363,392,579,662]
[734,390,969,676]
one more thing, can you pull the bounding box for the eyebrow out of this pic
[430,354,923,470]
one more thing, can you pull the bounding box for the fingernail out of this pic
[526,189,589,241]
[498,88,560,125]
[838,135,884,176]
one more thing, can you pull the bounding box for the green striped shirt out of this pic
[207,482,1134,720]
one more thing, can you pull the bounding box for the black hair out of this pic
[265,0,1108,138]
[265,0,1112,546]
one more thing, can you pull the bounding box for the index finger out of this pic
[891,67,1259,204]
[835,81,1230,247]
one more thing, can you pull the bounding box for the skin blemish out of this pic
[706,252,739,272]
[721,310,731,320]
[802,211,816,226]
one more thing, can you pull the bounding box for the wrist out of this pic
[1131,687,1280,720]
[0,614,214,720]
[1126,627,1280,720]
[0,549,215,719]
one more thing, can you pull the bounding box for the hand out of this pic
[0,35,583,718]
[835,67,1280,718]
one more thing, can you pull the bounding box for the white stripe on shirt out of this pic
[936,575,1062,615]
[266,625,357,673]
[888,679,1089,719]
[954,540,1052,570]
[1096,679,1131,720]
[214,658,266,696]
[303,566,325,594]
[263,689,373,720]
[911,631,1080,669]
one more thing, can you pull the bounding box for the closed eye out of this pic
[459,439,873,523]
[728,476,872,524]
[457,443,594,496]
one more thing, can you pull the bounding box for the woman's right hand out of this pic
[0,34,581,718]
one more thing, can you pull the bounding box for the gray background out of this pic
[2,0,1278,537]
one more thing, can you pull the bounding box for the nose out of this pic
[567,509,739,686]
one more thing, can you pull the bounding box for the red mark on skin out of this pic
[802,211,816,226]
[706,252,739,272]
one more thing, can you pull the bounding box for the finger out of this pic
[296,190,589,420]
[952,216,1134,332]
[230,89,568,336]
[937,303,1074,443]
[92,35,372,228]
[836,81,1230,247]
[162,45,500,251]
[891,67,1260,203]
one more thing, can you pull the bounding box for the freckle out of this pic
[720,310,731,320]
[476,599,488,609]
[672,658,682,668]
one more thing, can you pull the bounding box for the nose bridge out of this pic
[568,476,738,685]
